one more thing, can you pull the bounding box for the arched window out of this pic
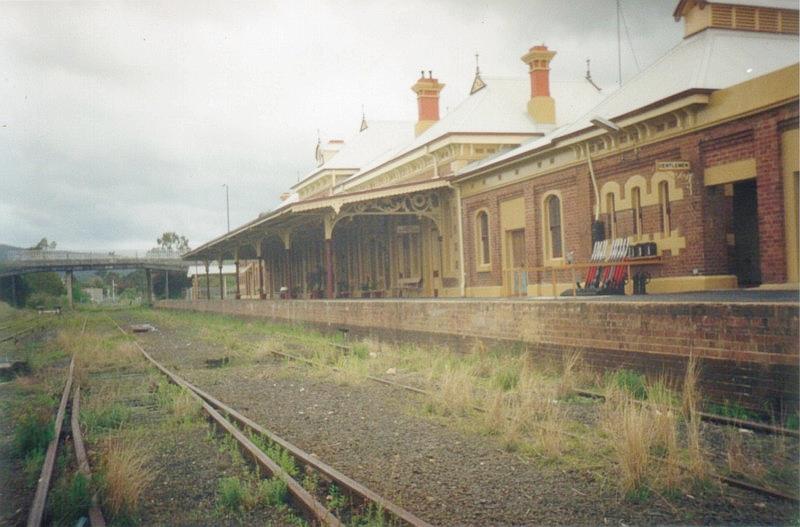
[606,193,617,239]
[631,187,642,236]
[545,195,563,259]
[477,211,491,266]
[659,181,671,235]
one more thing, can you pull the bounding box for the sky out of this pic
[0,0,682,252]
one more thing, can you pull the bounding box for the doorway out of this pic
[504,229,527,296]
[732,179,761,286]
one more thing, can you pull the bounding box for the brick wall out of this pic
[159,298,799,412]
[461,102,799,288]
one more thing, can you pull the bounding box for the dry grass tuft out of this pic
[725,430,766,482]
[602,396,655,494]
[428,366,475,416]
[557,350,584,399]
[172,390,202,424]
[682,355,708,481]
[99,438,155,519]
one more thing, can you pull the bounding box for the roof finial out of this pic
[359,104,368,132]
[470,51,487,95]
[584,58,601,92]
[428,70,432,79]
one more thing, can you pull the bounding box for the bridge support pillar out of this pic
[164,271,170,300]
[66,270,74,309]
[235,258,241,299]
[204,261,211,300]
[145,268,153,305]
[10,275,18,308]
[218,262,224,300]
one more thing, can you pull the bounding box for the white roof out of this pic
[459,28,799,174]
[294,121,414,190]
[337,76,606,191]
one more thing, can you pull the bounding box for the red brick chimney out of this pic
[411,70,445,136]
[521,45,556,124]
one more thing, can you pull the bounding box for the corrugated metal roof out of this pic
[293,121,415,190]
[336,76,606,192]
[457,28,798,176]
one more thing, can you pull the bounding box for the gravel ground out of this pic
[81,336,299,526]
[112,309,800,526]
[0,323,67,527]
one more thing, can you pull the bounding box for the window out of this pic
[659,181,671,235]
[477,211,491,266]
[545,195,563,259]
[606,193,617,239]
[631,187,642,236]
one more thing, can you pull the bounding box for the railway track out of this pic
[0,324,38,344]
[275,332,799,438]
[107,314,432,527]
[27,317,107,527]
[267,343,800,504]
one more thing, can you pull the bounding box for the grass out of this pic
[606,369,648,400]
[81,400,131,437]
[97,437,155,522]
[257,477,288,507]
[151,377,202,424]
[49,471,92,526]
[602,395,655,495]
[14,410,54,458]
[248,431,299,478]
[218,474,289,513]
[706,400,761,422]
[218,476,248,512]
[125,307,799,509]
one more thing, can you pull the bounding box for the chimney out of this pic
[411,70,445,136]
[521,45,557,124]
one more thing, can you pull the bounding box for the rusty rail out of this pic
[571,388,800,438]
[109,315,432,527]
[26,357,74,527]
[272,345,800,504]
[107,316,342,526]
[71,387,106,527]
[0,325,37,344]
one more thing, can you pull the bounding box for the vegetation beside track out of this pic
[140,307,800,507]
[1,307,306,526]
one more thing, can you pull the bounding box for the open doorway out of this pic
[732,179,761,286]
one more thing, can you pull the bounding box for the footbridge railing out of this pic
[0,249,189,277]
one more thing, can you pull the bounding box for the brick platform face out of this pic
[159,299,799,411]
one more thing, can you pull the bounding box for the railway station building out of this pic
[185,0,799,300]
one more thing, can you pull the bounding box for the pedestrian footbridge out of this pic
[0,249,189,306]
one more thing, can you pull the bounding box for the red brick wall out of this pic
[461,102,798,287]
[159,298,799,412]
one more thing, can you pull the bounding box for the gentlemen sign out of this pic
[656,161,691,171]
[396,224,421,234]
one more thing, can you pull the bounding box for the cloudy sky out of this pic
[0,0,682,251]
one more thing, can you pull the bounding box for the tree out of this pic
[155,232,190,253]
[30,238,57,250]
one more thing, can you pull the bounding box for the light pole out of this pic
[222,184,230,232]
